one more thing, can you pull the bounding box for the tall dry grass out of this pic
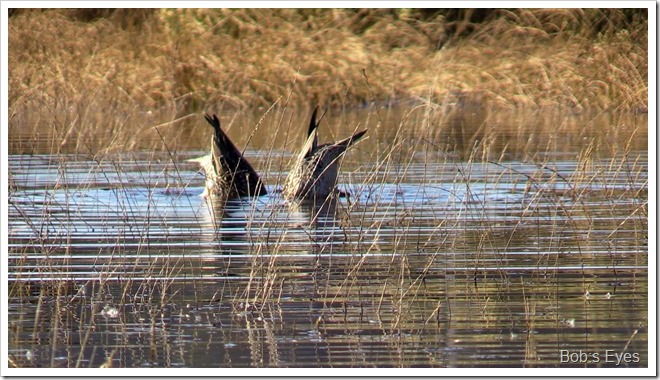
[8,8,648,154]
[7,99,648,367]
[7,9,649,367]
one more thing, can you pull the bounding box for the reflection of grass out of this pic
[7,94,648,366]
[8,9,647,154]
[231,102,648,336]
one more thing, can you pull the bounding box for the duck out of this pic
[190,113,267,199]
[283,107,366,203]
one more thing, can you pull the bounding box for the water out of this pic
[6,108,648,369]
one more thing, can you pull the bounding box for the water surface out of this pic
[7,107,648,368]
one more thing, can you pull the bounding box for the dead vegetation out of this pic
[8,9,648,154]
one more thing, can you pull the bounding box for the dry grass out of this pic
[6,104,648,367]
[6,8,648,368]
[8,8,648,154]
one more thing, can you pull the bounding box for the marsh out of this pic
[7,106,648,368]
[6,8,649,370]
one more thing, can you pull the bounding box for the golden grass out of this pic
[6,9,649,367]
[6,104,648,367]
[8,8,648,154]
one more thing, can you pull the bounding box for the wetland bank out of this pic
[6,8,649,369]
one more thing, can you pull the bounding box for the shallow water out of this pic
[7,108,648,369]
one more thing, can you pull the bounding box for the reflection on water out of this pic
[7,108,648,369]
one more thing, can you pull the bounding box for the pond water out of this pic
[6,106,649,370]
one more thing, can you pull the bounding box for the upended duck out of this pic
[191,114,267,199]
[283,107,367,203]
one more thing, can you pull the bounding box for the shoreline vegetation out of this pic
[8,8,648,153]
[6,10,650,369]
